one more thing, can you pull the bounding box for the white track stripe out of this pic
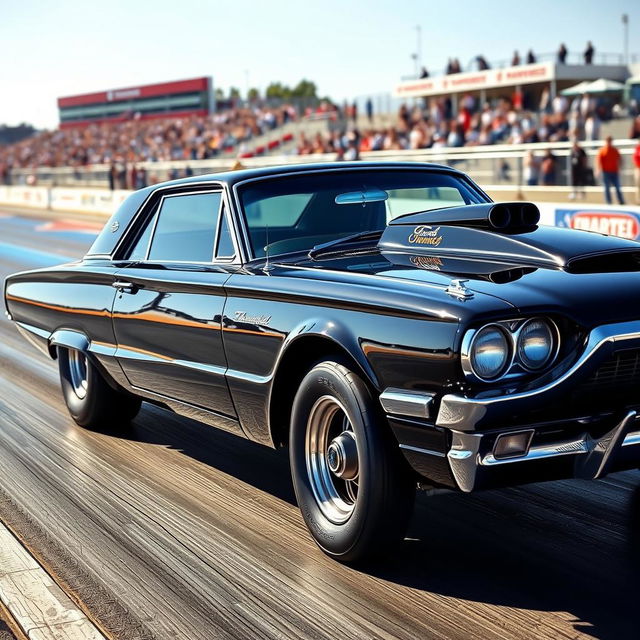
[0,524,105,640]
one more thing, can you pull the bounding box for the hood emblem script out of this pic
[446,279,474,301]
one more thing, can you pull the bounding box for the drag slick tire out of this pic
[57,346,141,429]
[290,360,415,563]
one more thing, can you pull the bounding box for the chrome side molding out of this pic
[380,388,434,419]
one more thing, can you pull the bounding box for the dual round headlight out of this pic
[464,318,557,382]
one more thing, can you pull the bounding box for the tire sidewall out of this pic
[290,361,386,559]
[58,347,96,425]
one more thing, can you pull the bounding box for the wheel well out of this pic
[269,336,373,448]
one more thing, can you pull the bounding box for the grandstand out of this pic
[1,53,640,202]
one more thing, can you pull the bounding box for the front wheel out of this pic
[58,347,141,429]
[289,360,415,563]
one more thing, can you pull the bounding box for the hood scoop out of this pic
[380,202,640,271]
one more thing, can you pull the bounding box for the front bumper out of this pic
[382,319,640,492]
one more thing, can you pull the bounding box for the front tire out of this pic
[290,360,415,563]
[58,347,141,429]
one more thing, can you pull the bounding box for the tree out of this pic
[214,87,224,100]
[265,82,290,99]
[291,79,317,98]
[229,87,241,99]
[247,87,260,101]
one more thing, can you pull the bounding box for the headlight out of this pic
[516,318,555,370]
[469,324,511,380]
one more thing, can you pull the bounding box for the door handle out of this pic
[112,280,139,293]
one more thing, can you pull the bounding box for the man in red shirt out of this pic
[596,136,625,204]
[634,140,640,204]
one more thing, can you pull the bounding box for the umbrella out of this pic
[581,78,625,94]
[561,81,592,96]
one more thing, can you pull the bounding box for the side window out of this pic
[215,209,236,259]
[128,210,157,260]
[147,192,222,262]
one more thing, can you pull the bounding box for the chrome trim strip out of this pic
[481,436,589,466]
[438,319,640,428]
[622,431,640,447]
[380,388,434,419]
[481,422,640,466]
[399,444,446,458]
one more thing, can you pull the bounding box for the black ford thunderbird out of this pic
[6,162,640,562]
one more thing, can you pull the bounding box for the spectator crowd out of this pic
[0,103,298,181]
[297,90,608,159]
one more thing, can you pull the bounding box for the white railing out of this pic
[4,139,639,190]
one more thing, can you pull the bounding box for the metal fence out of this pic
[5,139,638,192]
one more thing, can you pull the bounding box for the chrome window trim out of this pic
[461,317,561,384]
[110,180,247,265]
[231,165,489,261]
[214,203,238,262]
[144,189,223,263]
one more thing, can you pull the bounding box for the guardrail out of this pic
[5,139,639,190]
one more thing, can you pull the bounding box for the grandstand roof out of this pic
[394,62,629,99]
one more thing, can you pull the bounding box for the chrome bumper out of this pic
[447,410,640,492]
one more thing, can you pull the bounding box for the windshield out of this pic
[239,169,488,258]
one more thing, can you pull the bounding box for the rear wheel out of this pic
[58,347,141,429]
[289,360,415,563]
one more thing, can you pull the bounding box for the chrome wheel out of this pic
[68,350,89,399]
[305,395,360,524]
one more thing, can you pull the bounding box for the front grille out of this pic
[579,349,640,392]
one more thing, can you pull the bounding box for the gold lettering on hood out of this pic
[408,225,443,246]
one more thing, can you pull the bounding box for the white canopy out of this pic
[582,78,625,93]
[561,81,592,96]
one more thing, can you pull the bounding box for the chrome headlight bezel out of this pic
[461,323,512,383]
[516,317,560,372]
[461,317,560,384]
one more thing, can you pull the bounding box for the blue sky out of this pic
[1,0,637,128]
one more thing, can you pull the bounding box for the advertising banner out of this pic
[554,206,640,241]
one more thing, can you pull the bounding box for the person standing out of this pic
[584,41,595,64]
[365,98,373,123]
[557,43,568,64]
[541,149,556,185]
[526,49,536,64]
[633,139,640,204]
[570,140,588,199]
[596,136,625,204]
[524,151,540,186]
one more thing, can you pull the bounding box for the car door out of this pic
[111,187,238,419]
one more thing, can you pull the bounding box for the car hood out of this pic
[282,246,640,329]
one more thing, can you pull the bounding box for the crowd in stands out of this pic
[297,91,609,159]
[0,103,298,176]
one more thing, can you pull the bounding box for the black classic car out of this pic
[6,162,640,562]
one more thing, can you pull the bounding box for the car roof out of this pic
[153,161,465,190]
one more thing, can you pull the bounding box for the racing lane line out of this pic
[0,243,74,267]
[0,523,105,640]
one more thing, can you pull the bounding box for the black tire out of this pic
[289,359,415,563]
[58,346,141,429]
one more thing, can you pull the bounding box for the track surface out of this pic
[1,210,640,640]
